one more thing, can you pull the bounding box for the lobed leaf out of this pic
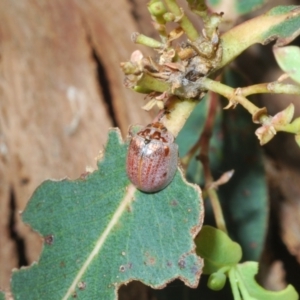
[11,129,204,300]
[236,262,299,300]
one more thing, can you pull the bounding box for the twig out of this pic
[164,0,199,41]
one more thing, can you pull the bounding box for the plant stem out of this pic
[236,267,255,300]
[137,73,170,93]
[275,123,299,133]
[237,82,300,97]
[181,98,215,171]
[160,96,200,137]
[186,0,207,17]
[132,33,164,48]
[185,93,228,233]
[207,188,228,234]
[229,268,242,300]
[186,0,210,29]
[200,77,260,115]
[164,0,199,41]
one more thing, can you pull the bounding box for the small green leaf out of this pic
[11,129,204,299]
[236,262,299,300]
[272,103,295,126]
[195,225,242,274]
[295,134,300,147]
[208,272,227,291]
[274,46,300,84]
[291,117,300,132]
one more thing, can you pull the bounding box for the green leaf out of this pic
[290,117,300,133]
[11,129,204,299]
[0,291,5,300]
[295,134,300,147]
[207,0,266,15]
[235,0,266,15]
[195,225,242,274]
[236,262,299,300]
[274,46,300,84]
[220,6,300,70]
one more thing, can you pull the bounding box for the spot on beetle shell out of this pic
[126,122,178,192]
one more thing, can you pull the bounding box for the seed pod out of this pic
[126,122,178,192]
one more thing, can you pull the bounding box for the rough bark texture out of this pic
[0,0,152,291]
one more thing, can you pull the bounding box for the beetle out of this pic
[126,122,178,192]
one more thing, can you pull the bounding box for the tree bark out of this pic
[0,0,152,290]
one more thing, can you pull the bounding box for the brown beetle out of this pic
[126,122,178,192]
